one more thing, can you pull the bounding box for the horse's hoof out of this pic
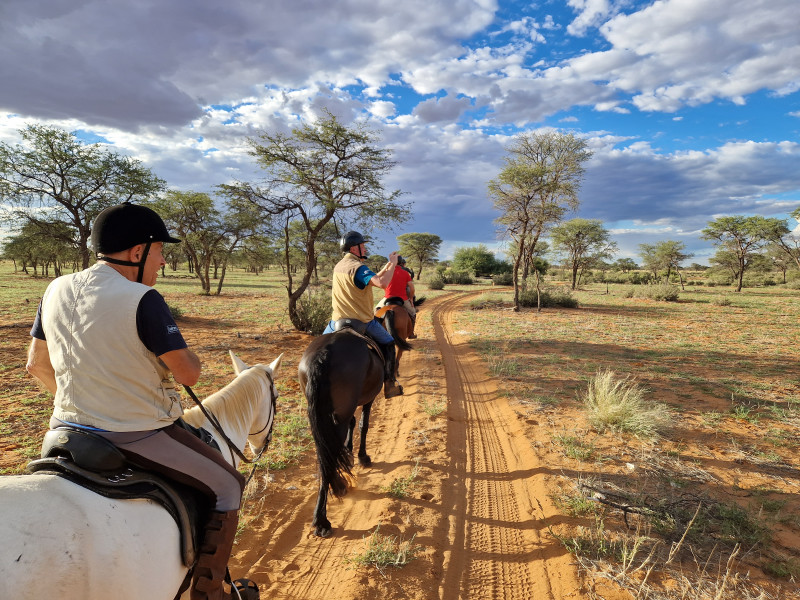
[359,455,372,467]
[314,526,333,538]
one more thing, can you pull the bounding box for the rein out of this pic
[182,367,276,483]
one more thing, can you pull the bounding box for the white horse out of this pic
[0,350,281,600]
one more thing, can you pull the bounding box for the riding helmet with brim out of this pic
[340,230,369,253]
[92,202,180,282]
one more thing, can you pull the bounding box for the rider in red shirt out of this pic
[379,256,417,338]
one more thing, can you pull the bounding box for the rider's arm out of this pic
[138,290,201,386]
[407,279,416,301]
[27,301,57,394]
[159,348,201,386]
[27,337,57,395]
[369,251,399,289]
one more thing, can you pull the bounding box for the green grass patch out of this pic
[382,461,420,498]
[345,526,422,571]
[553,433,596,461]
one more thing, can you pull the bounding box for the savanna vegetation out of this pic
[1,259,798,598]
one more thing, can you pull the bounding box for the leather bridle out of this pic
[182,366,278,483]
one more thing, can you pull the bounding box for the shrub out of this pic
[582,370,671,439]
[710,295,732,306]
[605,271,653,285]
[492,272,513,286]
[443,269,473,285]
[627,284,680,302]
[518,286,578,309]
[426,275,445,290]
[295,287,332,335]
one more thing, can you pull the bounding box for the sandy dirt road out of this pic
[231,291,585,600]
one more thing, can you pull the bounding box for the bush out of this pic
[626,284,680,302]
[443,269,473,285]
[582,370,671,439]
[492,272,513,286]
[295,287,332,335]
[426,275,445,290]
[518,286,578,308]
[604,271,654,285]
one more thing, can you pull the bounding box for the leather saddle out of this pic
[27,424,215,567]
[331,318,384,360]
[374,297,407,319]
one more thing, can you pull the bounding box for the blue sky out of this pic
[2,0,799,265]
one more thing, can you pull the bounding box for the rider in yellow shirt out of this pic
[325,231,403,398]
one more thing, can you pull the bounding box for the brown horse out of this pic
[298,328,384,538]
[378,297,425,377]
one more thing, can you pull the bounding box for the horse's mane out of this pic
[182,366,269,435]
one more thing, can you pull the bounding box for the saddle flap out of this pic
[41,427,127,474]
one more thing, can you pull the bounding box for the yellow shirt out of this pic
[331,253,374,322]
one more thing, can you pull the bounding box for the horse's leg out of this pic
[358,400,374,466]
[396,347,404,378]
[312,479,332,538]
[344,415,356,455]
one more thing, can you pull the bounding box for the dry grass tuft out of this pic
[582,370,671,439]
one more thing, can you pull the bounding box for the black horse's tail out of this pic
[414,296,426,309]
[305,347,353,498]
[385,309,413,351]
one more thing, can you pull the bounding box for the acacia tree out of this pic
[150,191,264,295]
[0,124,165,269]
[220,111,409,331]
[614,258,638,273]
[658,240,693,288]
[701,215,787,292]
[489,131,592,311]
[396,232,441,280]
[766,243,794,283]
[638,240,693,287]
[550,218,617,290]
[762,207,800,272]
[452,244,497,277]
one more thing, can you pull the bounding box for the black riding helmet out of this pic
[340,230,368,258]
[92,202,180,283]
[397,255,406,265]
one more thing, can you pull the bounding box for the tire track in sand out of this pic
[432,292,582,600]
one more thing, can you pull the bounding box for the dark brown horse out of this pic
[378,297,425,376]
[298,328,384,538]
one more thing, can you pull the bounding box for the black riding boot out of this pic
[380,342,403,398]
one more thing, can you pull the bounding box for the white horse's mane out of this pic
[182,366,270,436]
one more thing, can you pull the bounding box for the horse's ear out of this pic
[229,350,249,375]
[268,353,284,377]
